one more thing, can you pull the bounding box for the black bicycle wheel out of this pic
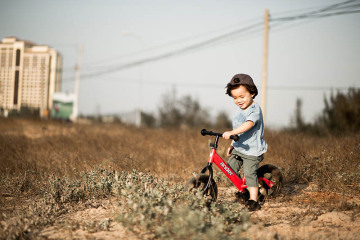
[257,164,283,197]
[185,174,218,201]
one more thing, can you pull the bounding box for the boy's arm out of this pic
[223,120,254,140]
[226,144,234,157]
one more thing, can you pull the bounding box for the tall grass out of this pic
[1,118,359,196]
[0,118,205,180]
[265,130,360,193]
[1,118,359,238]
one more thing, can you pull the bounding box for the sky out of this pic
[1,0,360,128]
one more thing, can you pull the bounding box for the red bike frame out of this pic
[207,147,274,193]
[200,129,274,193]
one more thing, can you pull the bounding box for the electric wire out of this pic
[271,0,360,21]
[60,21,264,74]
[62,75,359,91]
[81,17,263,68]
[79,4,332,70]
[61,0,360,93]
[61,21,263,81]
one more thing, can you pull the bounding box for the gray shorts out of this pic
[228,149,264,187]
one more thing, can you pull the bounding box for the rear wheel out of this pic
[236,164,283,204]
[185,174,218,201]
[257,164,283,198]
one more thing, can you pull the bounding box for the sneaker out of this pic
[245,200,261,211]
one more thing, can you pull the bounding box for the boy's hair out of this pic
[225,74,258,99]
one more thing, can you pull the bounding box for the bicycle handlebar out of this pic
[201,129,240,142]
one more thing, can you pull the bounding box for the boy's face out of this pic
[231,85,254,110]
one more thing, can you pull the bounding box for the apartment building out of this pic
[0,37,62,117]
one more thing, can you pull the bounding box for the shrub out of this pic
[319,88,360,133]
[115,170,251,239]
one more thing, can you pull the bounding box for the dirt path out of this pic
[246,206,359,240]
[39,199,140,240]
[38,184,360,240]
[221,185,360,240]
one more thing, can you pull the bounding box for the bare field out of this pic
[1,118,359,239]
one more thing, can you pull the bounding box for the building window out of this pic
[24,57,29,67]
[0,52,5,67]
[16,49,21,66]
[14,70,19,104]
[33,56,38,67]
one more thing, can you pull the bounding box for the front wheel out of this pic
[185,174,218,201]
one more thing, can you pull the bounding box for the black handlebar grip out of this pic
[201,129,208,136]
[201,129,239,142]
[231,135,240,141]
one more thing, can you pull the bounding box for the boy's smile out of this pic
[230,85,255,110]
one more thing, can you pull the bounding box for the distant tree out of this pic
[158,89,182,127]
[290,98,307,131]
[319,88,360,132]
[213,111,232,130]
[178,95,210,127]
[141,111,156,128]
[290,89,360,134]
[158,90,210,128]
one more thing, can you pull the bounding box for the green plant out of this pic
[115,170,251,239]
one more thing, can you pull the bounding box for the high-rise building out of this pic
[0,37,62,117]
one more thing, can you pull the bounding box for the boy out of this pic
[222,73,267,211]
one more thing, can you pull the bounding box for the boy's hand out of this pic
[223,131,234,140]
[226,145,234,157]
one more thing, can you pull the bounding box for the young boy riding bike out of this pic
[222,73,267,211]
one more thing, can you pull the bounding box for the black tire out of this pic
[236,164,283,204]
[257,164,283,197]
[185,174,218,201]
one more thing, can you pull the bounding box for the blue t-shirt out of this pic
[232,102,267,157]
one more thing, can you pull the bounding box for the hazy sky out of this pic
[1,0,360,128]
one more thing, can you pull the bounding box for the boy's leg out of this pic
[227,150,243,177]
[248,187,259,201]
[242,154,264,201]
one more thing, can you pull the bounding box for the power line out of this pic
[61,0,360,82]
[76,4,335,72]
[62,22,264,76]
[331,3,360,10]
[62,21,263,81]
[303,9,360,18]
[271,9,360,21]
[61,75,360,91]
[83,1,358,70]
[270,0,360,21]
[267,86,359,91]
[81,18,263,68]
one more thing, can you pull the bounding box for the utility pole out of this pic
[71,44,83,122]
[261,9,269,125]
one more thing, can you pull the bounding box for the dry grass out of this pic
[265,129,360,194]
[1,118,359,239]
[0,118,204,182]
[1,117,359,196]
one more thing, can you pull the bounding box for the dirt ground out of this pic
[38,200,139,240]
[35,183,360,240]
[228,185,360,240]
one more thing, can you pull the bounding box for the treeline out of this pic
[142,91,232,130]
[143,88,360,135]
[291,88,360,135]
